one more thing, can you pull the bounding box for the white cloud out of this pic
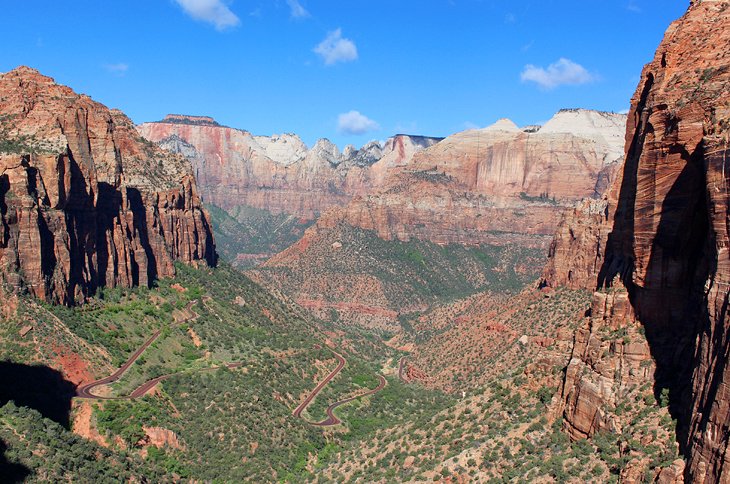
[104,63,129,75]
[619,108,630,115]
[338,111,380,135]
[627,1,641,13]
[520,58,596,90]
[287,0,309,18]
[314,29,358,65]
[174,0,240,30]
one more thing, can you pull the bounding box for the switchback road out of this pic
[292,350,346,419]
[76,301,199,400]
[311,375,386,426]
[293,348,387,427]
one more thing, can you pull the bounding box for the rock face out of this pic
[316,110,626,247]
[541,198,613,289]
[544,2,730,481]
[560,289,643,439]
[0,67,216,305]
[138,116,442,219]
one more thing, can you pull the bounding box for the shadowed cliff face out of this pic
[0,67,216,305]
[544,2,730,481]
[0,362,76,482]
[0,361,75,429]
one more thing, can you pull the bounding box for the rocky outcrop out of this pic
[560,289,643,439]
[546,2,730,481]
[138,117,442,219]
[0,67,216,305]
[141,426,185,450]
[541,198,613,289]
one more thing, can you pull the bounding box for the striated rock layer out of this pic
[544,1,730,481]
[138,116,442,219]
[314,110,626,247]
[0,67,216,305]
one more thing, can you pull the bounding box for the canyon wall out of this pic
[138,116,441,219]
[0,67,216,305]
[273,109,627,250]
[142,110,626,248]
[543,1,730,481]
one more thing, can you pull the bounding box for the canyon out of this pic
[2,0,730,481]
[250,109,627,327]
[0,67,216,305]
[139,108,629,329]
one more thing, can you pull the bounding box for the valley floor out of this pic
[0,263,683,482]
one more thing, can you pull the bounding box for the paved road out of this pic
[128,362,245,398]
[398,357,408,382]
[75,301,197,400]
[292,349,346,419]
[293,348,388,427]
[311,375,387,427]
[75,299,386,424]
[76,329,163,399]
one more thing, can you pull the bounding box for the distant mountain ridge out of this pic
[138,117,442,219]
[298,108,628,247]
[250,108,628,327]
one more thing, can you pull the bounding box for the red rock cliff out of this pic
[0,67,216,305]
[138,118,441,219]
[545,1,730,481]
[290,110,626,249]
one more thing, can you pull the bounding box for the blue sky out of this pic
[1,1,688,148]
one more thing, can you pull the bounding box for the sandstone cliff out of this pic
[264,109,627,271]
[0,67,216,305]
[313,110,626,247]
[544,1,730,481]
[541,198,613,289]
[138,116,442,219]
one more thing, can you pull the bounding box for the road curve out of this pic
[76,329,162,399]
[128,362,245,398]
[293,348,388,427]
[398,357,408,383]
[311,375,387,427]
[292,349,346,419]
[76,301,197,399]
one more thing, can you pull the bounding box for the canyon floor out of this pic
[0,260,682,482]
